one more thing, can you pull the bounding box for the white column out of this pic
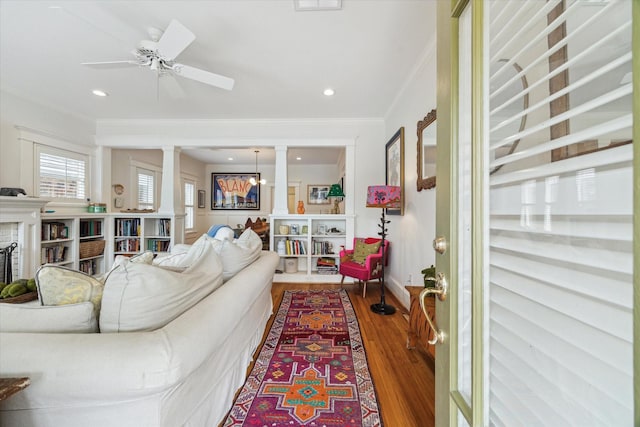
[158,146,183,215]
[272,145,288,215]
[93,146,111,210]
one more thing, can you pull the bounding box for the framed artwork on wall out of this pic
[307,184,331,205]
[211,173,261,210]
[385,127,405,215]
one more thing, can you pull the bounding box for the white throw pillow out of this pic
[100,244,223,333]
[211,228,263,281]
[0,301,97,333]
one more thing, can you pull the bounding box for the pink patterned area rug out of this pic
[223,289,382,426]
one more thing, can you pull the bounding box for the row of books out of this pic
[147,239,170,252]
[115,238,140,253]
[79,220,102,238]
[156,219,171,237]
[283,239,306,255]
[42,222,69,241]
[41,244,67,264]
[312,240,335,255]
[115,219,141,237]
[79,259,98,275]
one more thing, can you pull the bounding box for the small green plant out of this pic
[421,265,436,288]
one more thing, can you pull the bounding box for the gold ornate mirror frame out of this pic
[416,109,436,191]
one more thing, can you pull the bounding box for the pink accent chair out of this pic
[339,238,390,298]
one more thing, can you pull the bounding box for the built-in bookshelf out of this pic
[78,218,105,275]
[269,214,354,283]
[41,218,73,268]
[110,215,178,264]
[41,215,106,274]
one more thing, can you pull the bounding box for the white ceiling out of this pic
[0,0,436,164]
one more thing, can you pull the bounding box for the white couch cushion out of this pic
[100,244,223,333]
[211,229,263,281]
[0,301,97,333]
[152,234,209,272]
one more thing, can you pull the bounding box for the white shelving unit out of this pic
[41,214,106,274]
[108,214,183,269]
[269,214,354,283]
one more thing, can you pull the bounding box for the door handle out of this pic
[419,272,447,345]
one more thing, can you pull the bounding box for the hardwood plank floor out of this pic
[261,282,436,427]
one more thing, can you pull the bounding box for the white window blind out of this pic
[184,181,195,230]
[137,168,155,210]
[486,0,632,425]
[37,147,87,200]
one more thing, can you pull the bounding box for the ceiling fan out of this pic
[82,19,234,92]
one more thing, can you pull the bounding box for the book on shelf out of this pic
[285,239,306,255]
[316,266,339,274]
[157,219,171,237]
[115,218,141,237]
[41,244,67,264]
[42,222,69,240]
[147,239,170,252]
[80,220,102,237]
[312,240,334,255]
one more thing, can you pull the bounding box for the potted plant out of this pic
[421,265,436,288]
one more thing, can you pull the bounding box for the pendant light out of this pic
[249,150,266,186]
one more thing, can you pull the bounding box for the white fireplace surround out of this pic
[0,196,49,279]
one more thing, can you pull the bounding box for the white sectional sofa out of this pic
[0,231,279,427]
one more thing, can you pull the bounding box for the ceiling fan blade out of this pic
[81,60,141,69]
[156,20,195,60]
[173,64,235,91]
[160,74,186,99]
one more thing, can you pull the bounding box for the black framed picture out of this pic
[385,127,405,215]
[211,173,260,210]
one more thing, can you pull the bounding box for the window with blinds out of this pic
[486,0,632,425]
[137,168,155,210]
[184,181,195,230]
[37,147,87,200]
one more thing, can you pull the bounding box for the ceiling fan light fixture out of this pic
[92,89,108,97]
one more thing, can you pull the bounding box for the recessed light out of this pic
[92,89,108,97]
[323,88,335,96]
[296,157,302,161]
[228,157,234,161]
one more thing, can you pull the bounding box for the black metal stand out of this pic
[370,209,396,315]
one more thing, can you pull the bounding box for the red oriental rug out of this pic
[223,289,382,426]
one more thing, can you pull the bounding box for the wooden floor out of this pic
[264,282,436,427]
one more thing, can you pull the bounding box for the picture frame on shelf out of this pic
[211,173,260,210]
[197,190,205,208]
[307,184,331,205]
[385,127,405,215]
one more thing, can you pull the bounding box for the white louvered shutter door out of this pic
[485,0,633,425]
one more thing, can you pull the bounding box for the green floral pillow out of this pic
[352,240,381,265]
[36,265,104,317]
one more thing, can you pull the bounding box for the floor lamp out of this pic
[366,185,401,315]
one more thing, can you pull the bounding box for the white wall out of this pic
[383,39,437,308]
[0,90,96,190]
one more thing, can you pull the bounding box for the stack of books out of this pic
[316,257,338,275]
